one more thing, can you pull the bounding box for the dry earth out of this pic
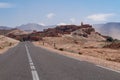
[33,36,120,71]
[0,35,19,54]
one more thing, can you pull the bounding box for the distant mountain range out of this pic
[16,23,45,32]
[93,22,120,39]
[1,22,120,39]
[0,23,56,32]
[0,26,12,30]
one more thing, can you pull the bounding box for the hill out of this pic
[38,24,106,49]
[0,35,19,54]
[93,22,120,39]
[0,28,28,35]
[7,28,29,35]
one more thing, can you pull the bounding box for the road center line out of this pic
[25,45,40,80]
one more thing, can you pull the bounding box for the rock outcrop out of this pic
[71,24,105,41]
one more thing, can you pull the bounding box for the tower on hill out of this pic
[81,22,83,26]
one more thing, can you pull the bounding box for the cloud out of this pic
[57,22,67,25]
[87,13,115,21]
[0,2,13,8]
[38,22,45,26]
[70,18,76,23]
[46,13,55,19]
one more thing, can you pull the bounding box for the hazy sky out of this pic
[0,0,120,27]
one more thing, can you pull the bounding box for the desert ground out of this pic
[34,36,120,71]
[0,35,19,54]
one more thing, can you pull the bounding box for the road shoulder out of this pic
[33,42,120,72]
[0,43,19,55]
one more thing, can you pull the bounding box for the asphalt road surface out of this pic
[0,41,120,80]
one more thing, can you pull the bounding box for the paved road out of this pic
[0,41,120,80]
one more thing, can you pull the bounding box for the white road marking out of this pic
[30,63,34,66]
[96,65,120,74]
[31,66,36,70]
[32,71,40,80]
[25,45,40,80]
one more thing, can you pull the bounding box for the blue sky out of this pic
[0,0,120,27]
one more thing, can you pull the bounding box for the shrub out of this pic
[106,37,114,42]
[54,47,57,49]
[59,48,64,51]
[106,58,112,61]
[0,46,3,49]
[9,43,13,46]
[78,52,83,55]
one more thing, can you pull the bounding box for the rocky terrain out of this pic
[38,25,82,37]
[35,24,120,63]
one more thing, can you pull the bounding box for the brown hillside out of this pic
[0,35,19,54]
